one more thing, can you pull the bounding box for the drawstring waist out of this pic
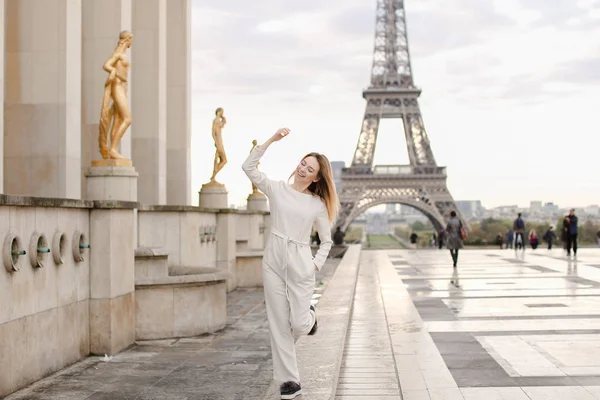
[270,229,309,303]
[270,228,309,247]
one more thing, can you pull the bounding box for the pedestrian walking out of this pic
[242,128,339,400]
[446,211,464,268]
[563,209,578,257]
[543,226,557,250]
[438,230,445,249]
[513,213,526,250]
[529,229,539,250]
[410,232,418,248]
[506,230,514,249]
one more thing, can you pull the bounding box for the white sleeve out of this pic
[312,204,332,270]
[241,146,274,197]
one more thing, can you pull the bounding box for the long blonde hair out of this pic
[289,152,339,223]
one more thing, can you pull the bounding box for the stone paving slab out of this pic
[4,257,341,400]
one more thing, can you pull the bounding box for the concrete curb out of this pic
[261,244,361,400]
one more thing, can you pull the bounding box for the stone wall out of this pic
[137,206,269,291]
[137,205,218,268]
[0,195,91,396]
[236,211,268,253]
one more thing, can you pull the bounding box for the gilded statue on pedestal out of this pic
[98,30,133,163]
[209,107,227,184]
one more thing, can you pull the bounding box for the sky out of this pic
[190,0,600,210]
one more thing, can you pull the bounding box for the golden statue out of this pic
[209,107,227,184]
[97,31,133,164]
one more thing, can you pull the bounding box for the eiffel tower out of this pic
[336,0,464,233]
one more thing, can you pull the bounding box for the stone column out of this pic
[0,0,4,194]
[166,0,191,205]
[81,0,132,199]
[131,0,167,205]
[4,0,82,199]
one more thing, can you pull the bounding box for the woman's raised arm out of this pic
[241,128,290,197]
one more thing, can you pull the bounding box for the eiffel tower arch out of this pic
[336,0,465,233]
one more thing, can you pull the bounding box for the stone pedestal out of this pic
[247,193,269,212]
[89,206,136,355]
[86,161,137,355]
[199,183,228,209]
[85,163,139,202]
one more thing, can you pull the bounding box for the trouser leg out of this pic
[572,234,578,254]
[287,272,316,337]
[262,264,300,384]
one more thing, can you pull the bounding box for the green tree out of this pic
[411,221,426,231]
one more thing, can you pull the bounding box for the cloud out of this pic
[520,0,599,28]
[406,0,516,58]
[550,57,600,84]
[190,0,600,209]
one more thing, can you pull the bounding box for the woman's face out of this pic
[294,156,320,186]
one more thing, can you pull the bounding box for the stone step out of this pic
[134,247,169,279]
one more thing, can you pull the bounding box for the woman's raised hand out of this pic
[271,128,290,142]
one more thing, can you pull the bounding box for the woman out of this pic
[242,128,339,400]
[446,211,463,268]
[529,229,539,250]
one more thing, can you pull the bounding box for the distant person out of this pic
[495,233,504,249]
[513,213,526,250]
[333,226,344,245]
[446,211,464,268]
[561,216,570,250]
[506,230,514,249]
[312,230,321,246]
[410,232,418,248]
[437,230,445,249]
[528,229,539,250]
[543,226,557,250]
[431,232,437,248]
[563,209,578,257]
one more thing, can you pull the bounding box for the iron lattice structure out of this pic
[336,0,464,232]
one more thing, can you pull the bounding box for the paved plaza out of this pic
[7,248,600,399]
[358,247,600,400]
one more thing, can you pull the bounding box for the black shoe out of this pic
[280,381,302,399]
[308,305,317,336]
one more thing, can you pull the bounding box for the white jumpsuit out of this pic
[242,146,333,384]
